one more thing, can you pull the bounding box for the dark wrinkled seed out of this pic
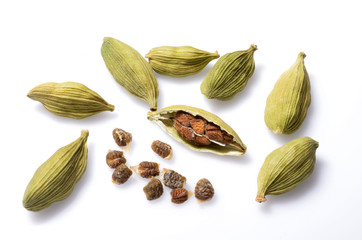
[195,178,214,201]
[112,164,132,184]
[112,128,132,147]
[151,140,173,159]
[106,150,126,168]
[143,178,163,200]
[162,169,186,189]
[171,188,189,204]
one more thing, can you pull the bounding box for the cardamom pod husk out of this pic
[264,52,311,134]
[200,44,257,100]
[23,130,89,211]
[27,82,114,119]
[147,105,246,156]
[145,46,219,77]
[101,37,159,111]
[256,136,318,203]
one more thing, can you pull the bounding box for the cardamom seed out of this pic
[264,52,311,134]
[143,177,163,200]
[27,82,114,119]
[145,46,219,77]
[195,178,214,202]
[101,37,159,111]
[23,130,89,211]
[112,164,133,184]
[200,44,257,100]
[151,140,173,159]
[256,137,319,203]
[161,168,186,189]
[131,161,160,178]
[147,105,246,156]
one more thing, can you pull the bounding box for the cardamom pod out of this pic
[200,44,257,100]
[147,105,246,156]
[264,52,311,134]
[27,82,114,119]
[145,46,219,77]
[101,37,159,111]
[23,130,89,211]
[256,137,318,203]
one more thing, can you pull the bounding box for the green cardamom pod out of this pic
[200,44,257,100]
[264,52,311,134]
[23,130,89,211]
[27,82,114,119]
[101,37,159,111]
[147,105,246,156]
[145,46,219,77]
[256,137,318,203]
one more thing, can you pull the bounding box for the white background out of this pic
[1,0,361,239]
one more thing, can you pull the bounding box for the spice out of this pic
[27,82,114,119]
[145,46,219,77]
[256,137,319,203]
[264,52,311,134]
[143,178,163,200]
[195,178,214,202]
[161,168,186,189]
[101,37,159,111]
[200,45,257,100]
[112,128,132,149]
[106,150,126,168]
[112,164,133,184]
[147,105,246,156]
[23,130,89,211]
[131,161,160,178]
[170,188,191,204]
[151,140,173,159]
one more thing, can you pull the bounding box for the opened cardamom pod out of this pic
[256,137,318,203]
[27,82,114,119]
[147,105,246,156]
[101,37,159,111]
[23,130,89,211]
[264,52,311,134]
[200,44,257,100]
[145,46,219,77]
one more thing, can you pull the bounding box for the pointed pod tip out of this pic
[250,44,258,51]
[81,129,89,138]
[256,196,267,203]
[299,52,307,58]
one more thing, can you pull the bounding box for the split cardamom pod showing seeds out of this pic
[147,105,246,156]
[101,37,159,111]
[145,46,219,77]
[23,130,89,211]
[256,137,318,203]
[200,44,257,101]
[264,52,311,134]
[27,82,114,119]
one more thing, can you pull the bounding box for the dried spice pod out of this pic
[143,177,163,200]
[200,45,257,101]
[145,46,219,77]
[161,168,186,189]
[195,178,214,202]
[151,140,173,159]
[256,137,318,203]
[106,150,126,168]
[264,52,311,134]
[112,164,133,184]
[112,128,132,149]
[170,188,192,204]
[23,130,89,211]
[147,105,246,156]
[101,37,159,111]
[27,82,114,119]
[131,161,160,178]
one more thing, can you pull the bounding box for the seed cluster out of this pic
[173,111,234,146]
[105,128,214,204]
